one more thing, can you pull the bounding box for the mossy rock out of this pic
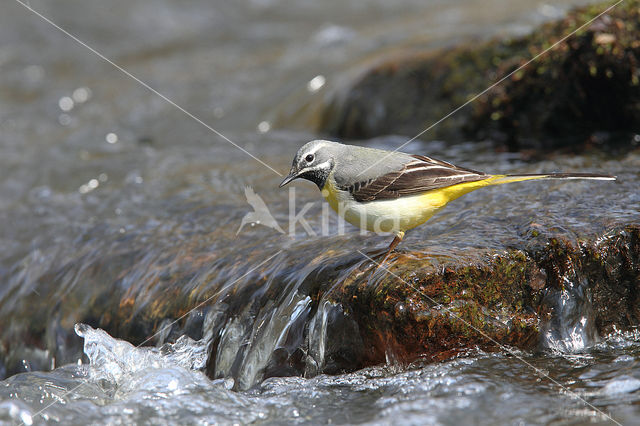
[325,225,640,367]
[2,224,638,386]
[319,0,640,151]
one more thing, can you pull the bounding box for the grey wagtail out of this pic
[280,140,616,262]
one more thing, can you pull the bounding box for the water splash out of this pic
[0,327,638,425]
[540,274,599,353]
[75,323,209,382]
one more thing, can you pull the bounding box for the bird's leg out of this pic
[376,231,404,268]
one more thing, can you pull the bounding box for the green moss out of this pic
[471,0,640,150]
[324,225,639,368]
[319,0,640,151]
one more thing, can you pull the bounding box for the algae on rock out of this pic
[319,0,640,151]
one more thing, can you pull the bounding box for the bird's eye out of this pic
[305,154,314,163]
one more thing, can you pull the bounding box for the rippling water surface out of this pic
[1,0,639,424]
[2,325,640,425]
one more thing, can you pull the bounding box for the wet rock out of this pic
[1,225,638,388]
[319,0,640,151]
[203,224,639,384]
[329,251,542,365]
[332,225,640,365]
[206,225,640,388]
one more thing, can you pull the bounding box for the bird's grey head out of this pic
[279,140,339,189]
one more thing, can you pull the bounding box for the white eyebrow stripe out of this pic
[304,142,330,157]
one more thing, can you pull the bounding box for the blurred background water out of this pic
[1,0,639,424]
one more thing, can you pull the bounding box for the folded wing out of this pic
[344,155,488,202]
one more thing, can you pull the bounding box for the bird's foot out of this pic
[370,232,405,271]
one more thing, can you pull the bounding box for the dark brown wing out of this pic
[345,155,488,202]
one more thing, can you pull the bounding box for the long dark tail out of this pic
[488,172,616,185]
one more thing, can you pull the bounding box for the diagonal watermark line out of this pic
[24,249,284,425]
[357,0,625,178]
[13,0,283,177]
[357,250,622,426]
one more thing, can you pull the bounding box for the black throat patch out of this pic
[300,167,330,189]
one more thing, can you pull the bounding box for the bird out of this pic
[279,140,616,264]
[237,186,284,235]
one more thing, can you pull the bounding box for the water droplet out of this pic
[106,133,118,144]
[98,173,108,182]
[58,96,74,111]
[307,75,326,92]
[72,87,91,103]
[79,178,99,194]
[257,121,271,133]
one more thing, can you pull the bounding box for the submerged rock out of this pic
[319,0,640,151]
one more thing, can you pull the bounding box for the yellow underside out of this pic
[322,174,546,235]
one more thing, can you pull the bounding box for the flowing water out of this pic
[1,0,639,424]
[2,325,640,425]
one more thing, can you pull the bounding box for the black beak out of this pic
[279,169,301,187]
